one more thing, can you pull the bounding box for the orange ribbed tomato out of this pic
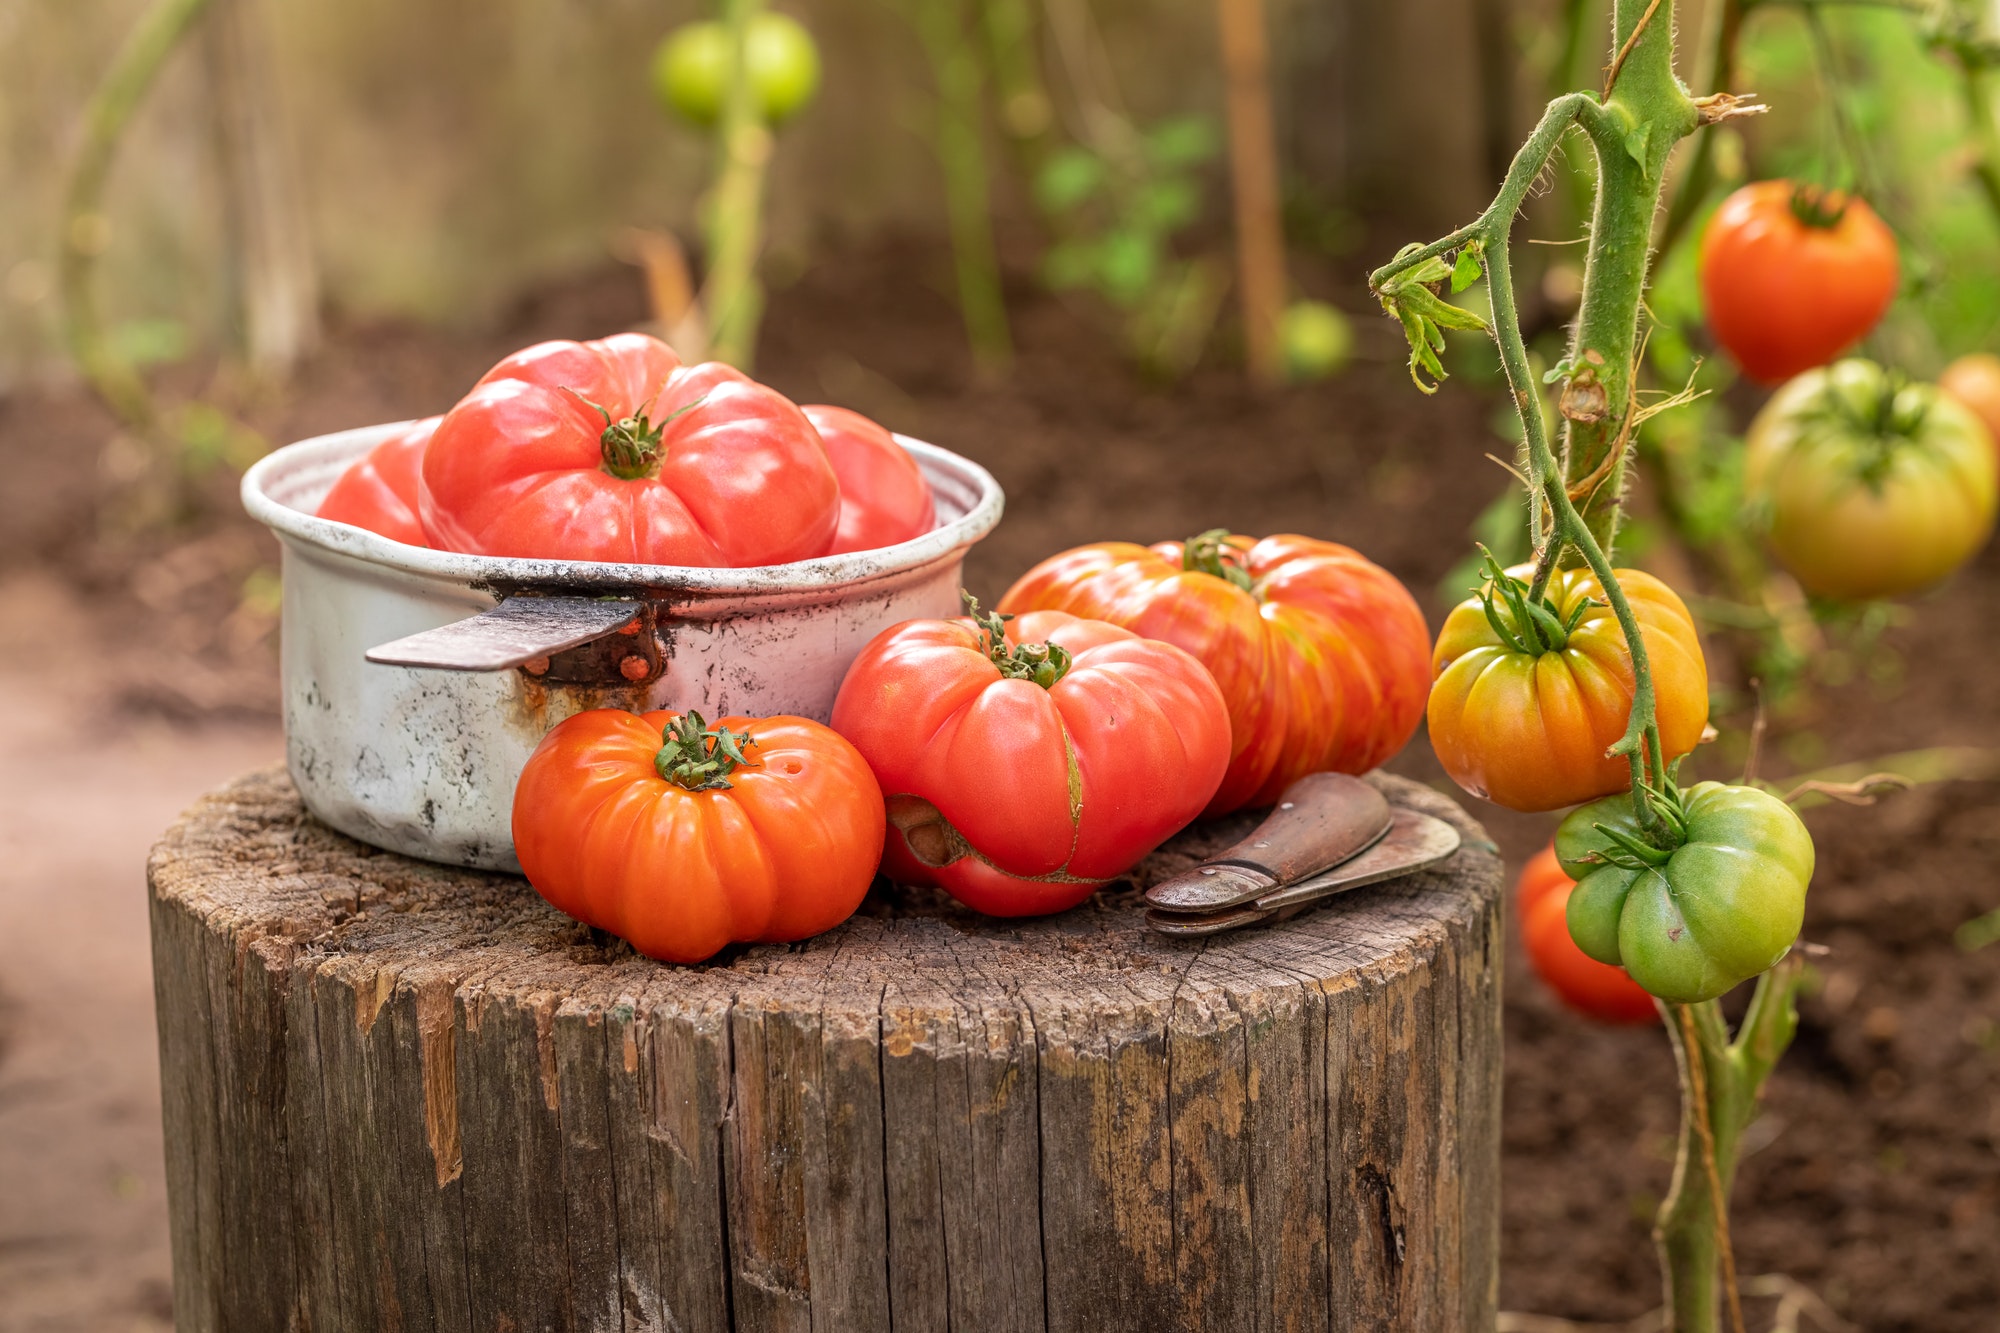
[1517,845,1657,1025]
[998,531,1430,814]
[1428,563,1708,812]
[512,708,885,964]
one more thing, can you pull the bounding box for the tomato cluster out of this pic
[316,332,937,565]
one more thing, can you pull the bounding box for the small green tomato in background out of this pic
[651,12,821,129]
[1280,300,1353,382]
[1555,780,1814,1004]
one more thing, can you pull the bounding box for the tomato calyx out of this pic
[654,710,759,790]
[1805,367,1933,489]
[963,592,1072,689]
[564,387,708,481]
[1182,528,1255,592]
[1582,774,1691,869]
[1787,182,1853,229]
[1474,550,1594,656]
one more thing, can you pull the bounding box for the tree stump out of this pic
[148,766,1504,1333]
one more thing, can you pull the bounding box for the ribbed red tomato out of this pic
[829,603,1230,916]
[1699,181,1898,384]
[802,404,937,553]
[512,708,885,964]
[420,333,839,566]
[998,531,1429,814]
[317,417,439,547]
[1517,844,1658,1024]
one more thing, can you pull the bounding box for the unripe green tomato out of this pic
[1555,782,1814,1004]
[1744,358,1998,600]
[1281,301,1353,381]
[651,13,819,129]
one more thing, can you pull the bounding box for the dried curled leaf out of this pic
[1376,245,1490,394]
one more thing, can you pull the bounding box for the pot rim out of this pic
[242,419,1005,595]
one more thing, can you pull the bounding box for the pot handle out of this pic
[366,596,645,671]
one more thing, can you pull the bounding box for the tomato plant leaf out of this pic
[1450,243,1485,294]
[1624,122,1653,175]
[1377,249,1490,393]
[1145,114,1219,167]
[1036,148,1104,214]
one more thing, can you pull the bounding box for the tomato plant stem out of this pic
[702,0,772,371]
[1372,8,1810,1329]
[904,0,1014,378]
[1657,957,1804,1333]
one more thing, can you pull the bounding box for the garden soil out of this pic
[0,241,1994,1330]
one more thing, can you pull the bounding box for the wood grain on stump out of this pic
[148,766,1503,1333]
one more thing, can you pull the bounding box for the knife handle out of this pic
[1206,772,1392,885]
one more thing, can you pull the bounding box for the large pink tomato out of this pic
[420,333,839,566]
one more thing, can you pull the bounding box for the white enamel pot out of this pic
[242,422,1004,871]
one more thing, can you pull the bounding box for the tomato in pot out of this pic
[1699,181,1898,384]
[512,708,884,964]
[998,531,1429,815]
[420,333,840,567]
[1744,358,1997,601]
[1428,558,1709,813]
[802,404,937,553]
[316,417,439,547]
[829,601,1231,917]
[1517,844,1658,1024]
[1556,780,1814,1004]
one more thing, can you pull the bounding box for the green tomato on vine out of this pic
[1556,779,1814,1004]
[651,12,821,129]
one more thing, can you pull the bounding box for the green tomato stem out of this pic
[1657,956,1804,1333]
[702,0,772,371]
[903,0,1013,377]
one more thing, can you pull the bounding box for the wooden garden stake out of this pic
[1214,0,1286,386]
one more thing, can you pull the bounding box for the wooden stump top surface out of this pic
[150,765,1501,1021]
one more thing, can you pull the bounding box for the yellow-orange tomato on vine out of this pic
[1428,560,1709,812]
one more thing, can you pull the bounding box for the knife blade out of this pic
[1144,807,1461,937]
[1143,772,1393,914]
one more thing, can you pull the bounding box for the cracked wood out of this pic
[148,765,1503,1331]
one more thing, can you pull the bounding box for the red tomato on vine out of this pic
[1517,845,1657,1025]
[998,531,1429,815]
[1698,181,1898,385]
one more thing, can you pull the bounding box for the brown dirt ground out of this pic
[0,239,1995,1330]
